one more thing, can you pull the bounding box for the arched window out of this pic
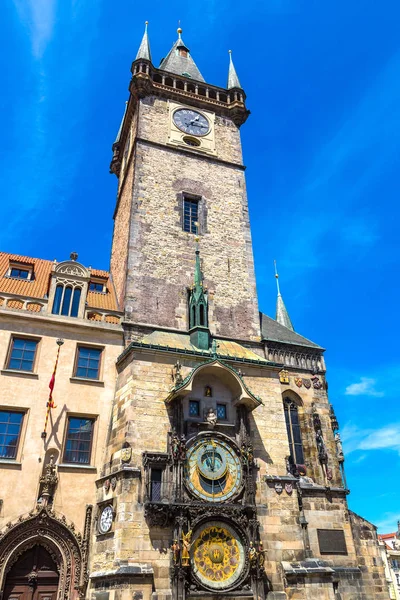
[70,288,81,317]
[61,287,73,316]
[199,304,205,326]
[52,284,63,315]
[283,398,304,465]
[52,285,82,318]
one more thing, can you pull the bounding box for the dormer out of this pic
[48,253,90,319]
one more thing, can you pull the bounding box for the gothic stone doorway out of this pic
[3,545,59,600]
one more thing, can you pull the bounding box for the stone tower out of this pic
[109,25,260,342]
[90,24,388,600]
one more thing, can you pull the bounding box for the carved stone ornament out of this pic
[121,445,132,463]
[111,477,117,491]
[311,376,323,389]
[103,479,110,493]
[205,407,217,428]
[326,467,333,481]
[0,505,92,600]
[294,377,303,388]
[279,370,290,384]
[302,378,311,389]
[274,482,283,494]
[285,483,293,495]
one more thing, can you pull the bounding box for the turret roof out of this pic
[159,28,204,82]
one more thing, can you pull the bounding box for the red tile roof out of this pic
[0,252,120,312]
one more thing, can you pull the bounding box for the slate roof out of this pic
[260,312,323,350]
[0,252,119,311]
[159,34,205,82]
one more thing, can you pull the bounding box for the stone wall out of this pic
[110,97,260,341]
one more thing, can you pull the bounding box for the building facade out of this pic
[0,23,388,600]
[379,528,400,599]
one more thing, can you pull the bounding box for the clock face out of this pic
[173,109,210,136]
[99,505,113,534]
[185,436,242,502]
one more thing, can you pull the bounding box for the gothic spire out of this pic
[227,50,242,89]
[189,237,209,349]
[135,21,152,62]
[274,261,294,331]
[159,27,205,82]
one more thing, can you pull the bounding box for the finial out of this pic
[70,251,78,261]
[177,21,182,37]
[145,20,149,26]
[274,260,281,294]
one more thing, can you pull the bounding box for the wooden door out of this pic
[4,546,59,600]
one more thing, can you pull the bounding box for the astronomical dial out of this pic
[185,435,242,502]
[173,108,210,136]
[98,505,113,534]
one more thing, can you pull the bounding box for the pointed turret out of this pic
[227,50,242,89]
[189,238,210,349]
[110,101,128,174]
[159,27,204,82]
[135,21,152,62]
[274,261,294,331]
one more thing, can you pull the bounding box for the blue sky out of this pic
[2,1,399,532]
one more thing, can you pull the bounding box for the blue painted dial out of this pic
[173,109,210,136]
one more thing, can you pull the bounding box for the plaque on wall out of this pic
[317,529,348,555]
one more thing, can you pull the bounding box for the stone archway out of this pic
[0,506,92,600]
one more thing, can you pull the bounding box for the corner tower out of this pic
[110,25,259,342]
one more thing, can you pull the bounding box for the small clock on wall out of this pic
[98,505,114,534]
[168,102,216,155]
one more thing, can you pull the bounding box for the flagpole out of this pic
[41,338,64,439]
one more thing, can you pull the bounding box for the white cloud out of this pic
[13,0,56,59]
[345,377,384,397]
[341,422,400,456]
[375,512,400,534]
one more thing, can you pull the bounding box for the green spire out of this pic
[135,21,152,62]
[227,50,242,89]
[274,261,294,331]
[189,238,210,349]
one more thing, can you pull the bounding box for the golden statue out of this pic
[181,530,192,566]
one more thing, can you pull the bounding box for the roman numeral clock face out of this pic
[185,436,242,502]
[173,109,210,136]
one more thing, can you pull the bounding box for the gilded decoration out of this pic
[191,522,245,590]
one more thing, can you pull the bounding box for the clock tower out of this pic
[109,24,260,342]
[90,23,387,600]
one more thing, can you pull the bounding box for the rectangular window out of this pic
[183,196,199,234]
[9,267,30,279]
[189,400,200,417]
[8,337,38,372]
[150,469,162,501]
[89,281,105,293]
[0,411,24,459]
[75,346,102,380]
[63,417,94,464]
[216,404,227,420]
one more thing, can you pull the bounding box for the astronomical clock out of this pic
[143,360,268,600]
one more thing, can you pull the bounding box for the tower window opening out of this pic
[183,196,199,233]
[284,399,304,465]
[199,304,205,326]
[150,469,162,501]
[178,48,188,58]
